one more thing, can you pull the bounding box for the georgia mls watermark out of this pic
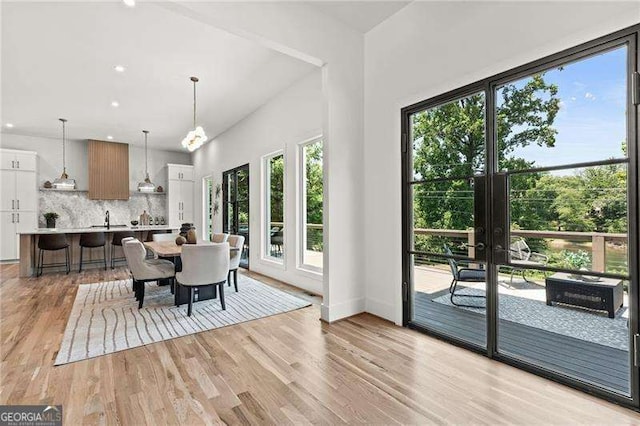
[0,405,62,426]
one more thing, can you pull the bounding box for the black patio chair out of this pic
[444,245,486,308]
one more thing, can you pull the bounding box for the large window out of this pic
[299,137,323,272]
[263,151,285,262]
[203,176,214,241]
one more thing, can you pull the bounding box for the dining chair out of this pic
[211,233,229,243]
[122,238,176,308]
[227,234,245,292]
[176,243,229,316]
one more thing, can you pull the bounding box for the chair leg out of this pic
[36,249,43,277]
[510,268,515,284]
[65,247,70,274]
[219,283,226,310]
[78,247,83,272]
[187,287,194,316]
[111,244,115,269]
[103,245,107,270]
[233,270,238,292]
[228,271,231,286]
[213,284,218,299]
[138,282,145,309]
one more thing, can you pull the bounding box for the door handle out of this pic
[16,213,19,223]
[16,161,19,169]
[16,200,19,210]
[11,213,15,223]
[11,160,15,169]
[12,200,15,210]
[464,242,486,250]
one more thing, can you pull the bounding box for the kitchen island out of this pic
[18,226,178,277]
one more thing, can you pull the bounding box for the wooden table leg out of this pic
[19,234,33,277]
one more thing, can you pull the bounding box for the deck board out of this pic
[414,291,630,395]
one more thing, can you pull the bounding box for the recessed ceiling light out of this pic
[122,0,135,7]
[107,135,114,140]
[114,65,126,73]
[5,123,14,128]
[111,101,119,108]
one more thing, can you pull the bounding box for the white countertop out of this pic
[19,225,178,235]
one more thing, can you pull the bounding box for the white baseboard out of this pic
[321,297,365,322]
[365,297,396,323]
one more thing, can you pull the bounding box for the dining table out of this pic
[143,241,240,305]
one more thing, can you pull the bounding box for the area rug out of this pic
[431,288,629,350]
[55,276,312,365]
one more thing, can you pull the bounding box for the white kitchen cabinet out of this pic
[167,164,194,182]
[167,164,194,228]
[0,149,37,260]
[1,150,37,171]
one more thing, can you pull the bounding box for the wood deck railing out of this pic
[414,228,627,272]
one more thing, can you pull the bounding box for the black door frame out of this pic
[223,163,250,269]
[401,24,639,408]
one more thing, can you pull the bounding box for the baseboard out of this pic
[321,297,365,322]
[365,297,396,323]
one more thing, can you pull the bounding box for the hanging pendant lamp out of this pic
[181,76,207,152]
[52,118,76,190]
[138,130,156,192]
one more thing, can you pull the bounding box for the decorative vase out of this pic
[43,180,52,189]
[186,228,197,244]
[175,236,186,246]
[179,223,193,237]
[46,218,56,228]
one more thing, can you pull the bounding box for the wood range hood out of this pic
[88,139,130,200]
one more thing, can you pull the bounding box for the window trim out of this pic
[297,135,324,274]
[261,149,286,265]
[202,175,214,242]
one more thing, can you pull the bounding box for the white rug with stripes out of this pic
[55,276,312,365]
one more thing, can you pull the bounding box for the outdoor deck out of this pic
[413,266,630,396]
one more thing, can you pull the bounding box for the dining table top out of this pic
[144,241,239,258]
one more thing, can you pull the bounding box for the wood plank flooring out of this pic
[1,263,639,424]
[414,292,630,394]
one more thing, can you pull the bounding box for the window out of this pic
[299,137,323,272]
[263,151,285,262]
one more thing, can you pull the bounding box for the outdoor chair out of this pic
[444,245,486,308]
[508,237,549,283]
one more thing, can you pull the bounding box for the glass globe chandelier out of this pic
[181,76,207,152]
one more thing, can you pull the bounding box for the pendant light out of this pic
[137,130,155,192]
[52,118,76,190]
[181,76,207,152]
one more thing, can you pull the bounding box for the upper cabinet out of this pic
[1,150,37,171]
[88,140,129,200]
[168,164,194,182]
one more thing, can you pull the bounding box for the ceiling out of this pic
[308,1,410,33]
[1,2,317,151]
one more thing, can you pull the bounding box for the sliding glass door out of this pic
[402,28,638,406]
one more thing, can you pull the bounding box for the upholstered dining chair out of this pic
[211,233,229,243]
[227,235,245,292]
[122,238,176,308]
[176,243,229,316]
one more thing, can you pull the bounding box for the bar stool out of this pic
[37,234,70,276]
[79,232,107,272]
[111,231,135,268]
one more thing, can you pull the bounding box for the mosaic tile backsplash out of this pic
[39,190,167,228]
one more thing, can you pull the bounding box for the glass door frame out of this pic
[223,163,250,269]
[401,24,639,408]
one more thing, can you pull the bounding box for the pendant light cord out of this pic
[143,130,149,178]
[59,118,67,175]
[193,78,197,128]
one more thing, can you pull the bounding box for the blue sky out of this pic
[502,46,627,171]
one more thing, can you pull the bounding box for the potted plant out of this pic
[562,250,595,281]
[43,212,59,228]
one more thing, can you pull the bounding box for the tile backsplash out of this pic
[39,190,167,228]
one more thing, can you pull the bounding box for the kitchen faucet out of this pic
[105,210,110,229]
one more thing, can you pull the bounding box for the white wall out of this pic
[363,1,640,324]
[193,70,323,294]
[175,2,365,322]
[0,133,190,191]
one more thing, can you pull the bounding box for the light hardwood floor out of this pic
[1,263,639,424]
